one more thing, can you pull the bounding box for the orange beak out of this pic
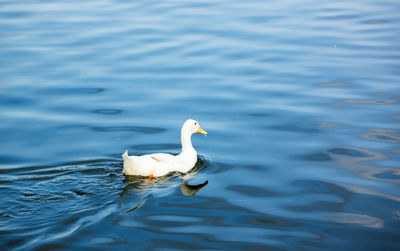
[197,127,207,135]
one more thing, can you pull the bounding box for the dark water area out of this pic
[1,0,400,250]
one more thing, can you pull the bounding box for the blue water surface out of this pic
[1,0,400,250]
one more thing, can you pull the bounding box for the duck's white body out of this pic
[122,119,207,177]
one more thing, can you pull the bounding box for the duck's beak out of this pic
[197,127,207,135]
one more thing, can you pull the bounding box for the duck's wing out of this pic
[146,153,182,176]
[147,153,177,164]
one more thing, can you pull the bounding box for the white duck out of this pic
[122,119,207,178]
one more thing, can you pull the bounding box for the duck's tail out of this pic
[122,150,134,174]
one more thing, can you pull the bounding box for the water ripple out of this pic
[91,126,166,134]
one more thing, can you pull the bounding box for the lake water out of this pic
[1,0,400,250]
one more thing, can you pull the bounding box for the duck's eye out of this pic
[194,122,197,125]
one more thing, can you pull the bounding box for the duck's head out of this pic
[183,119,207,135]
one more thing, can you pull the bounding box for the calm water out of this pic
[1,0,400,250]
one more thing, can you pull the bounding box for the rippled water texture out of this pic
[1,0,400,250]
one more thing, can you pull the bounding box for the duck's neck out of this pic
[180,127,195,154]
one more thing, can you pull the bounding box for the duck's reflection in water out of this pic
[180,179,208,196]
[120,176,208,197]
[120,175,208,212]
[122,175,208,196]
